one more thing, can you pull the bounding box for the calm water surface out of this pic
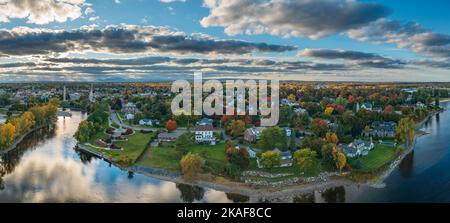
[1,102,450,203]
[0,112,242,203]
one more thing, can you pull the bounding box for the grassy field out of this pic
[85,131,155,167]
[138,143,227,173]
[349,144,401,172]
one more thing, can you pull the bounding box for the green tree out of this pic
[396,118,415,148]
[293,148,317,170]
[260,150,281,169]
[228,120,245,138]
[175,132,193,156]
[258,127,287,150]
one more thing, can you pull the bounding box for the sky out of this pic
[0,0,449,82]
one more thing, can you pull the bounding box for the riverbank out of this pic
[0,124,52,155]
[74,106,447,201]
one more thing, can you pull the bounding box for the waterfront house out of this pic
[363,121,396,138]
[194,124,215,144]
[340,139,375,158]
[246,147,262,158]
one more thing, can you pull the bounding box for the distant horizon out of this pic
[0,0,449,82]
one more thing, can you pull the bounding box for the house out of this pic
[244,127,266,143]
[158,131,183,142]
[363,121,396,138]
[196,118,214,126]
[256,149,293,168]
[294,107,307,114]
[121,102,140,114]
[125,113,134,120]
[281,99,299,107]
[246,147,262,158]
[340,139,375,158]
[360,102,373,111]
[276,149,293,167]
[416,102,426,109]
[195,124,215,144]
[139,119,159,126]
[284,127,293,137]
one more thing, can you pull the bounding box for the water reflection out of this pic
[0,111,234,203]
[399,151,414,177]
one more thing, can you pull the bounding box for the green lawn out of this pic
[138,143,227,173]
[138,146,181,171]
[85,131,154,167]
[349,144,401,172]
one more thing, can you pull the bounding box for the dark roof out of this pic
[195,124,214,131]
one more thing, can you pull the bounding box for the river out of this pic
[1,102,450,203]
[0,111,244,203]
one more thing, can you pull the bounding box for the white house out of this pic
[126,113,135,120]
[195,124,215,144]
[139,119,159,126]
[246,147,262,158]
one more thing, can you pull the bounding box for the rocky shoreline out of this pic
[73,107,445,202]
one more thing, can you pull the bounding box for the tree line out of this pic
[0,99,59,149]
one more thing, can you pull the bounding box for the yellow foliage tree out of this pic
[324,106,334,116]
[180,153,204,181]
[335,151,347,172]
[325,132,339,145]
[287,94,296,101]
[0,123,16,148]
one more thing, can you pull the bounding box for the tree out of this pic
[75,120,94,143]
[175,132,193,156]
[166,119,177,132]
[180,153,204,181]
[228,120,245,138]
[336,97,348,107]
[321,143,338,164]
[324,106,334,116]
[0,123,16,148]
[293,148,317,170]
[396,118,415,148]
[287,94,296,101]
[229,148,250,169]
[310,118,329,137]
[260,151,281,169]
[325,132,339,145]
[335,151,347,172]
[258,127,287,150]
[384,105,394,114]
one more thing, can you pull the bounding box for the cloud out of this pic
[0,0,87,25]
[299,48,405,69]
[84,7,95,15]
[348,19,450,59]
[200,0,389,39]
[89,16,100,22]
[0,25,296,57]
[114,0,120,4]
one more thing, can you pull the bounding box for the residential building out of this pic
[244,127,266,143]
[195,124,215,144]
[339,139,375,158]
[158,131,183,142]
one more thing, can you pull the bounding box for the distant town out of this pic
[0,82,449,192]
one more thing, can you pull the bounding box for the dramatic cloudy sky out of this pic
[0,0,449,82]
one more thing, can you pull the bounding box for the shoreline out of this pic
[75,107,446,201]
[0,124,51,155]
